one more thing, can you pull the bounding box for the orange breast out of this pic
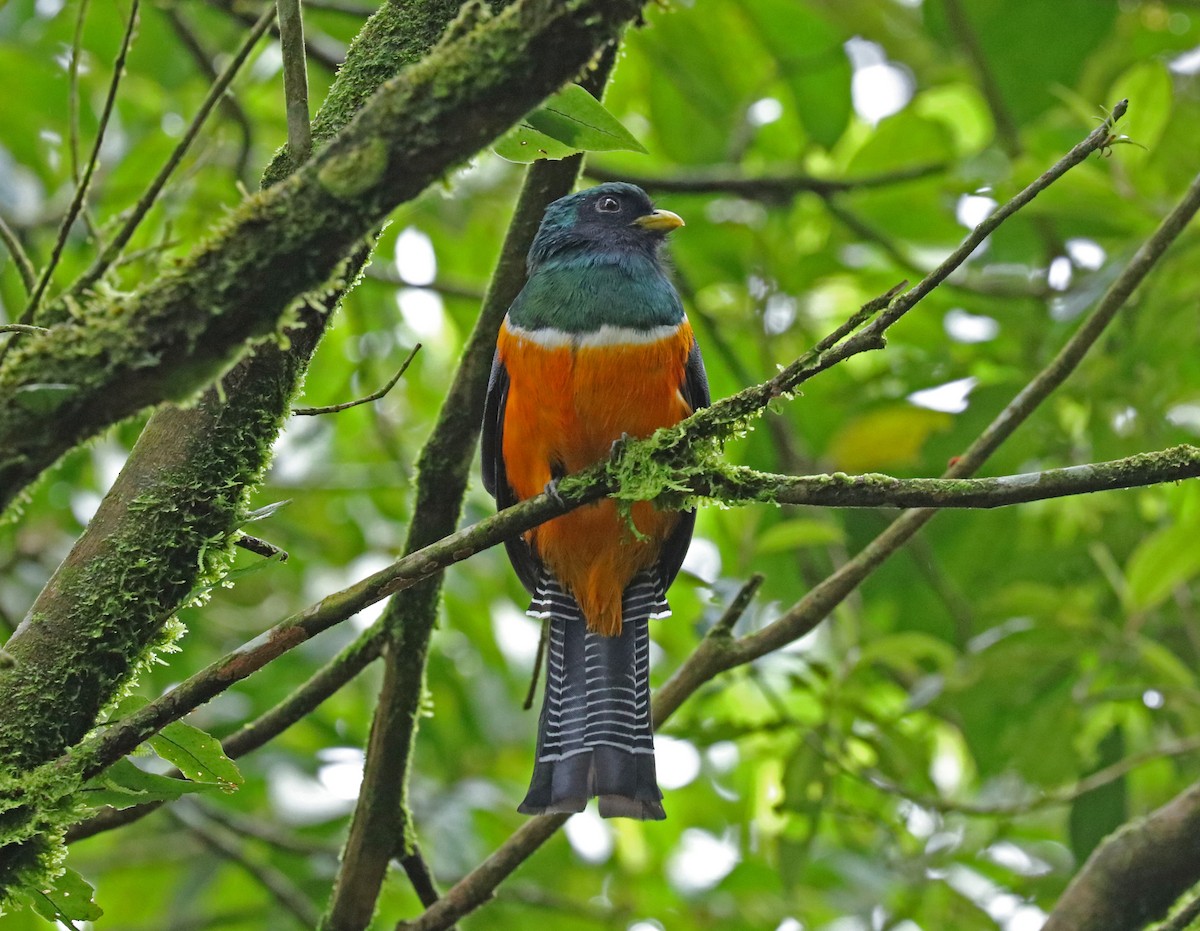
[497,318,696,635]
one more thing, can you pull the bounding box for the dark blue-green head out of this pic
[526,182,684,273]
[510,182,687,333]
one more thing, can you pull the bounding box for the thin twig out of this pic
[171,806,320,927]
[843,733,1200,817]
[585,162,948,201]
[0,324,48,336]
[711,573,765,637]
[234,533,288,560]
[522,619,549,711]
[206,0,344,72]
[71,3,276,297]
[1154,889,1200,931]
[67,0,98,238]
[20,0,140,322]
[364,263,486,302]
[276,0,313,162]
[293,342,420,415]
[163,7,256,184]
[398,840,445,910]
[0,214,37,295]
[66,624,388,843]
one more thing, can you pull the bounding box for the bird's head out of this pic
[527,182,684,270]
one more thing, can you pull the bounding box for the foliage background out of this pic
[2,0,1200,928]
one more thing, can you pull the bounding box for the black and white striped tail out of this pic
[519,570,670,820]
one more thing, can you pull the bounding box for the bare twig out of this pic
[0,325,48,337]
[67,0,98,238]
[522,619,549,711]
[585,162,947,201]
[846,733,1200,817]
[398,840,444,910]
[0,214,37,295]
[163,6,256,183]
[67,624,388,844]
[234,533,288,560]
[293,342,420,415]
[19,0,140,322]
[276,0,313,162]
[171,806,320,927]
[72,3,277,297]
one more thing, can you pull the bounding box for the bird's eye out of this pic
[596,196,621,213]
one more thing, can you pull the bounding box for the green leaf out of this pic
[755,518,844,555]
[742,0,851,148]
[1068,726,1127,863]
[12,383,78,414]
[826,404,953,472]
[241,499,292,524]
[27,867,103,924]
[1125,522,1200,612]
[494,85,647,163]
[148,720,243,791]
[80,758,225,809]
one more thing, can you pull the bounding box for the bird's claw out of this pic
[544,478,566,507]
[609,432,632,462]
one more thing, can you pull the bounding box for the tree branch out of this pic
[585,161,947,201]
[1042,782,1200,931]
[0,0,653,513]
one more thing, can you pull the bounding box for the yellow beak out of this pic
[632,209,685,232]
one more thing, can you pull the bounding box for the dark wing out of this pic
[657,338,710,591]
[481,351,542,595]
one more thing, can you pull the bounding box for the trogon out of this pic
[482,182,709,820]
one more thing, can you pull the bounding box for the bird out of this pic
[481,181,708,820]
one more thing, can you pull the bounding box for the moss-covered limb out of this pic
[1040,782,1200,931]
[0,0,647,514]
[322,121,610,924]
[0,355,296,771]
[0,0,494,908]
[692,446,1200,510]
[262,0,495,186]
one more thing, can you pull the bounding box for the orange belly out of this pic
[497,318,696,635]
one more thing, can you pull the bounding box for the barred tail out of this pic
[519,570,668,820]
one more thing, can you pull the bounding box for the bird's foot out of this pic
[543,478,566,507]
[609,432,632,462]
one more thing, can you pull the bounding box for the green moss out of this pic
[318,139,390,200]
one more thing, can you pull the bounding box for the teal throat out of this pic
[508,250,684,333]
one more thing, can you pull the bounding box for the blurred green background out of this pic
[3,0,1200,927]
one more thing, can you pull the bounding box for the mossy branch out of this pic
[0,0,649,514]
[0,0,508,906]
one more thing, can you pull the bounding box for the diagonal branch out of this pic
[0,0,654,514]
